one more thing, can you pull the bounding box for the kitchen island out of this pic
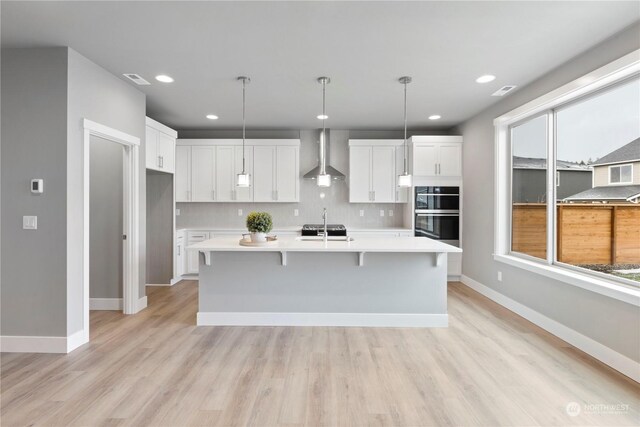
[188,236,462,327]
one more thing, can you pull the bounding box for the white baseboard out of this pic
[146,283,173,287]
[197,312,448,327]
[460,274,640,383]
[90,298,123,310]
[135,296,148,313]
[66,329,88,352]
[1,329,89,354]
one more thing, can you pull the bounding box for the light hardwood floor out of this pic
[1,281,638,426]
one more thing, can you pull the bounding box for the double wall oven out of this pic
[414,186,460,246]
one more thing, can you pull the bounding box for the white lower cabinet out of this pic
[176,234,186,277]
[187,231,210,274]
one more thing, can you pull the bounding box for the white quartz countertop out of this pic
[188,236,462,253]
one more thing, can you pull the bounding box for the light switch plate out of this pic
[389,210,394,217]
[379,210,385,217]
[294,209,299,217]
[359,210,364,217]
[498,271,503,282]
[23,215,37,230]
[176,208,181,216]
[238,209,243,216]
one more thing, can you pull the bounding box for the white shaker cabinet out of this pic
[187,231,210,274]
[215,146,236,202]
[348,140,400,203]
[253,146,276,202]
[395,146,409,203]
[190,146,216,202]
[145,117,177,174]
[275,145,299,202]
[234,146,254,202]
[175,146,191,202]
[410,136,462,178]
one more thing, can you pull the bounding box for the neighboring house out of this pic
[564,138,640,203]
[512,156,592,203]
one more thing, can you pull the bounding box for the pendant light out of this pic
[236,76,251,187]
[317,77,331,187]
[398,76,412,188]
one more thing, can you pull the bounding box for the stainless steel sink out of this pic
[295,236,355,242]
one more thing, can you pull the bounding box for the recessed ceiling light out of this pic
[428,115,441,120]
[155,74,174,83]
[317,114,329,120]
[476,74,496,84]
[206,114,219,120]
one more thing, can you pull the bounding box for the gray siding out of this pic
[456,22,640,362]
[513,169,592,202]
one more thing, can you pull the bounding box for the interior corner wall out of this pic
[146,170,174,284]
[456,22,640,362]
[1,48,69,336]
[66,48,146,335]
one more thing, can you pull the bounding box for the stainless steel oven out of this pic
[415,186,460,245]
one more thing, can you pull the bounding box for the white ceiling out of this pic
[2,1,638,131]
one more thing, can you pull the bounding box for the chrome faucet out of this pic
[322,208,328,243]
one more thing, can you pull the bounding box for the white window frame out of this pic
[608,163,633,185]
[494,49,640,306]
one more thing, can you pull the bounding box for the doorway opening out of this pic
[82,119,141,343]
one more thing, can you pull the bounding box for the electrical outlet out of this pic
[379,210,385,217]
[176,208,181,216]
[359,210,364,217]
[498,271,503,282]
[294,209,299,217]
[238,209,243,216]
[389,210,394,217]
[23,216,37,230]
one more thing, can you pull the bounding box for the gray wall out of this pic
[176,129,437,229]
[67,48,146,333]
[1,47,146,337]
[455,22,640,362]
[513,169,592,202]
[146,170,174,284]
[90,136,123,299]
[1,48,69,336]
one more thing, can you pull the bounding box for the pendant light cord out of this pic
[242,78,246,174]
[321,78,327,176]
[403,79,408,174]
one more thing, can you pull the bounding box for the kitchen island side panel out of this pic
[198,251,447,315]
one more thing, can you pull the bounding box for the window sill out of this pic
[493,254,640,306]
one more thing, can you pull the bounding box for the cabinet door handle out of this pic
[212,190,215,201]
[372,191,375,201]
[396,190,399,201]
[186,190,191,201]
[177,246,181,256]
[438,163,441,175]
[274,190,278,201]
[434,163,437,175]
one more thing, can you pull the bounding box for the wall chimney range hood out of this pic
[303,128,346,181]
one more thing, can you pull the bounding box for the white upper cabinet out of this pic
[191,146,216,202]
[253,146,276,202]
[215,146,236,202]
[409,136,463,178]
[175,146,191,202]
[275,146,299,202]
[348,140,401,204]
[175,139,299,203]
[145,117,177,174]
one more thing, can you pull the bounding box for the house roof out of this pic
[592,138,640,166]
[512,156,590,171]
[563,184,640,203]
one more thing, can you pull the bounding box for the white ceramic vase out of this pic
[250,232,267,243]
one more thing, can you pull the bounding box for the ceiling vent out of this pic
[492,85,517,97]
[123,73,150,85]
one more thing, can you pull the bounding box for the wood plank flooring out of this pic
[2,281,638,426]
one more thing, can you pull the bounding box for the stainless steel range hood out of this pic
[303,129,346,180]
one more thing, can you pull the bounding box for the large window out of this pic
[499,55,640,291]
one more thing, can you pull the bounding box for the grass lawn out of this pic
[578,264,640,283]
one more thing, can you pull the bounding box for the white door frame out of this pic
[83,119,140,338]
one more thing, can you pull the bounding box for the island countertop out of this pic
[188,236,462,254]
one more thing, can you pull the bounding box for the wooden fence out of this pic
[512,203,640,265]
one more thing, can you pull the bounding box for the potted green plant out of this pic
[246,211,273,243]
